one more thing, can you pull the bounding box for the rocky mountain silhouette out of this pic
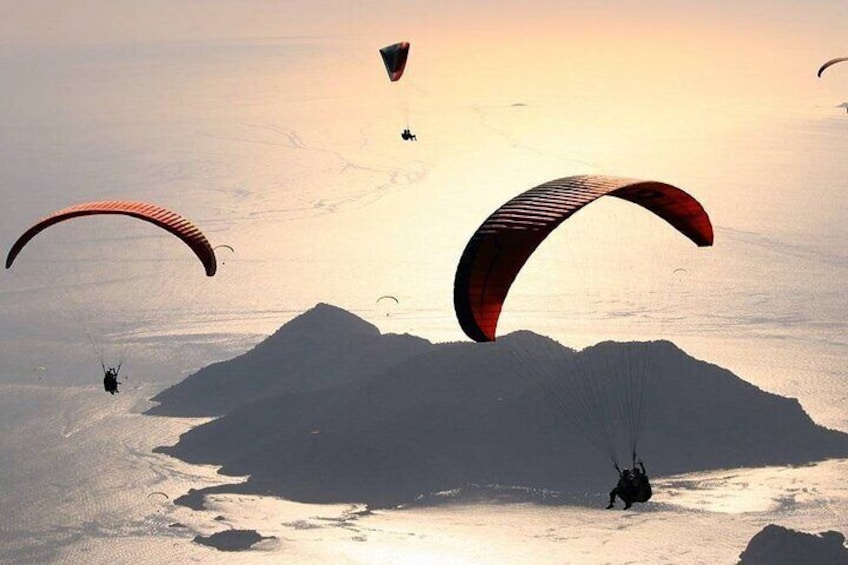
[147,303,432,417]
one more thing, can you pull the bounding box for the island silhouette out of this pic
[149,304,848,508]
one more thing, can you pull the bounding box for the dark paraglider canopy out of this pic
[453,175,714,343]
[5,200,217,276]
[379,42,410,82]
[817,57,848,78]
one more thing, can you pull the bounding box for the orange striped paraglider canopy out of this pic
[6,200,217,276]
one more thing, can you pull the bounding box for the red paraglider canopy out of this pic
[5,200,217,276]
[453,175,713,342]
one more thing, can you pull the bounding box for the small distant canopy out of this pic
[214,244,235,253]
[376,295,399,305]
[817,57,848,78]
[379,42,410,82]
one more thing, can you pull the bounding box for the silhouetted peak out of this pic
[498,330,574,353]
[269,303,379,341]
[584,338,682,355]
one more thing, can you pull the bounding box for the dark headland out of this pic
[149,303,848,508]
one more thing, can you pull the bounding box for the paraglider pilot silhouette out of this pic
[379,42,416,142]
[103,363,121,395]
[607,460,652,510]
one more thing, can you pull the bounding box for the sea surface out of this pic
[0,37,846,563]
[0,385,846,564]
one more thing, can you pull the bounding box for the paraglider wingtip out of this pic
[458,318,497,343]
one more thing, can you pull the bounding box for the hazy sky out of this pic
[3,1,847,46]
[5,1,847,114]
[2,0,847,386]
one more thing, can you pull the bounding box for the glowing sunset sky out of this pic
[1,0,846,374]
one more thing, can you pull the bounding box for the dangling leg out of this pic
[606,488,617,509]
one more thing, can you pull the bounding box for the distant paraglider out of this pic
[376,295,400,317]
[453,175,714,343]
[147,491,170,501]
[213,244,235,266]
[816,59,848,114]
[5,200,217,276]
[379,41,415,140]
[817,57,848,78]
[672,267,689,285]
